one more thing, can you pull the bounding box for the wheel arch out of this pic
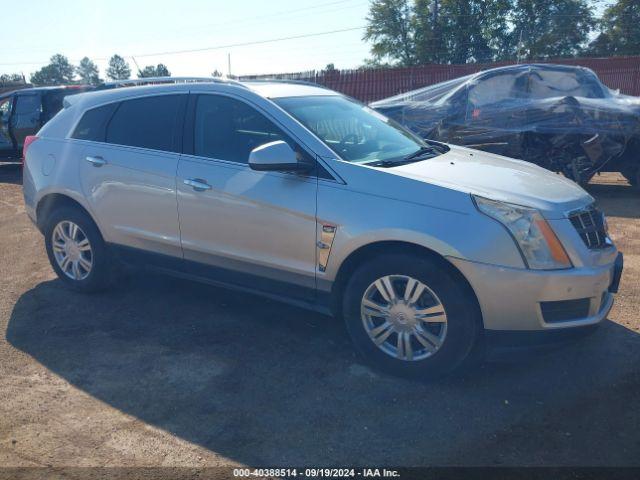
[329,240,484,327]
[35,193,99,234]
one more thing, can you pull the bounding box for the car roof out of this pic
[0,85,90,96]
[473,63,596,79]
[372,63,603,107]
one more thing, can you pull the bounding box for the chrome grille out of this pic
[569,205,609,249]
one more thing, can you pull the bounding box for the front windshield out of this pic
[275,95,425,164]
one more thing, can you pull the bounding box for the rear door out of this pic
[11,93,42,149]
[77,94,187,258]
[176,93,318,300]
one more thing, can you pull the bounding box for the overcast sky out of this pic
[0,0,371,79]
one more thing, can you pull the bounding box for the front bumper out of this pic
[448,251,622,331]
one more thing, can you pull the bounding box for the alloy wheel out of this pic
[361,274,448,361]
[51,220,93,281]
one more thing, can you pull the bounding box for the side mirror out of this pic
[249,140,313,172]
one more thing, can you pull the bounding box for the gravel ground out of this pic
[0,164,638,469]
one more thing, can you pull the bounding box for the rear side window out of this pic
[194,94,288,163]
[106,95,182,152]
[72,103,118,141]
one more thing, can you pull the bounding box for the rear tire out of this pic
[43,207,115,292]
[343,253,481,379]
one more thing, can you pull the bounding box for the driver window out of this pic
[194,95,289,164]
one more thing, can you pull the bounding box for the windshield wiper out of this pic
[404,145,438,160]
[364,143,447,168]
[366,156,431,168]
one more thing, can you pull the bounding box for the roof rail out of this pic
[99,76,247,90]
[240,78,330,89]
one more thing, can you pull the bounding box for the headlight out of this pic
[473,196,572,270]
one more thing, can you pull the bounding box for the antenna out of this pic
[516,30,524,64]
[131,57,142,76]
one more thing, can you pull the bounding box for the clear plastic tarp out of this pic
[371,64,640,184]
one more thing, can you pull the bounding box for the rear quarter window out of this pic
[71,103,118,141]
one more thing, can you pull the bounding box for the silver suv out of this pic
[22,79,623,378]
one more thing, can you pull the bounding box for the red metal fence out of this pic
[241,56,640,103]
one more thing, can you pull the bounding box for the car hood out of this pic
[383,145,593,219]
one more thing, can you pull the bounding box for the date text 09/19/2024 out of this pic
[232,468,400,478]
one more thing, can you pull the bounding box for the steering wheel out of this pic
[339,133,360,152]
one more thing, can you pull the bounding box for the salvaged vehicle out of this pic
[371,64,640,186]
[0,85,92,160]
[23,80,623,378]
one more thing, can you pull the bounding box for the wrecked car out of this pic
[371,64,640,186]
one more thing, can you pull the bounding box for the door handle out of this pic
[85,155,107,167]
[183,178,212,191]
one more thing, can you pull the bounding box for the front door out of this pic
[176,93,318,300]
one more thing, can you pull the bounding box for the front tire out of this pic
[343,253,481,379]
[44,207,114,292]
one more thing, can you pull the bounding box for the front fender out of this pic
[317,183,525,285]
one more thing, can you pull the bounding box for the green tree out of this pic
[435,0,513,63]
[138,63,171,78]
[413,0,447,63]
[77,57,101,85]
[589,0,640,56]
[511,0,595,59]
[473,0,514,61]
[106,55,131,80]
[155,64,170,77]
[366,0,514,65]
[364,0,417,66]
[30,54,75,86]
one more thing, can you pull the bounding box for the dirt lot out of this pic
[0,164,638,469]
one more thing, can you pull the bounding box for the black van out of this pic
[0,85,92,160]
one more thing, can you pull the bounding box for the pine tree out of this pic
[77,57,101,85]
[30,54,75,86]
[106,55,131,80]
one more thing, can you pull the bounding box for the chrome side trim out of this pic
[317,224,337,272]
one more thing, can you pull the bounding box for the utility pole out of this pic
[429,0,440,62]
[227,53,232,78]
